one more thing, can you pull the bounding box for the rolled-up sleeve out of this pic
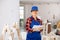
[26,18,33,32]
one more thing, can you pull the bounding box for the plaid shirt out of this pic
[26,16,42,32]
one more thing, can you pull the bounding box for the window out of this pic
[20,6,24,19]
[20,6,24,31]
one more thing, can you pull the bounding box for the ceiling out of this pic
[20,0,60,4]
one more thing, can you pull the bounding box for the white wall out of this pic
[0,0,19,34]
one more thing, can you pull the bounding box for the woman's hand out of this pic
[33,27,42,31]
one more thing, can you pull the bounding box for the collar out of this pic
[31,16,39,21]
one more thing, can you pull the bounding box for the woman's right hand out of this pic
[33,28,36,31]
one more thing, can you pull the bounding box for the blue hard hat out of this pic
[31,6,38,12]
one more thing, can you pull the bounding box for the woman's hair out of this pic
[31,10,38,12]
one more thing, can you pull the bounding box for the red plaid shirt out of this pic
[26,16,42,32]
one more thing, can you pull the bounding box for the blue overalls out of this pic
[26,16,42,40]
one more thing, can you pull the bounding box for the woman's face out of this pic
[32,11,38,16]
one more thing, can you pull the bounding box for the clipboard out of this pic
[32,25,43,29]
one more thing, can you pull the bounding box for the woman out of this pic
[26,6,43,40]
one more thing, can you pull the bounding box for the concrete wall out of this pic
[0,0,19,35]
